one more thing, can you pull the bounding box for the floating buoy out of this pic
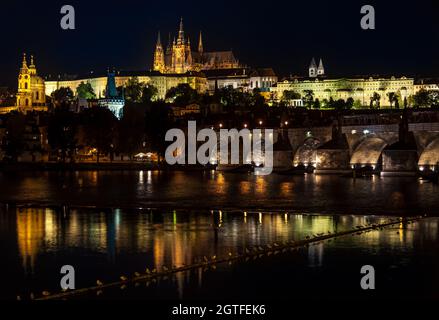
[96,280,103,286]
[120,276,128,281]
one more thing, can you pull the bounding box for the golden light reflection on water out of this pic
[11,207,436,280]
[255,177,266,194]
[280,182,293,196]
[240,181,251,195]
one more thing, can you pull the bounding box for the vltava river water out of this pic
[0,171,438,299]
[0,170,438,214]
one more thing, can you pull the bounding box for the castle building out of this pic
[45,70,207,101]
[153,18,240,74]
[16,54,47,113]
[271,59,414,107]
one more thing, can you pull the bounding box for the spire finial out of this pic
[157,31,162,46]
[198,31,203,54]
[22,53,27,68]
[178,17,185,43]
[30,54,35,67]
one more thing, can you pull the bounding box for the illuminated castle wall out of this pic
[153,18,240,74]
[274,76,415,107]
[45,72,207,100]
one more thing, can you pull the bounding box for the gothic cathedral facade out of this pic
[153,18,240,74]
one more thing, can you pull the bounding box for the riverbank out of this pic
[0,162,212,172]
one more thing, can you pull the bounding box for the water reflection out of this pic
[3,206,439,299]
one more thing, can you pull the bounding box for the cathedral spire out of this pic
[178,17,185,44]
[317,58,325,76]
[198,31,203,54]
[22,53,28,69]
[156,31,162,46]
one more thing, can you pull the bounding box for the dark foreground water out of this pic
[0,208,438,300]
[0,171,438,300]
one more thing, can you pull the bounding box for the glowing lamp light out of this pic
[219,123,223,128]
[259,121,263,125]
[351,130,357,134]
[363,129,370,135]
[419,166,424,171]
[244,123,248,128]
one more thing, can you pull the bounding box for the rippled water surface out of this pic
[0,171,438,300]
[0,170,438,214]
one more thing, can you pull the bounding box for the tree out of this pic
[303,90,314,108]
[353,99,363,109]
[281,90,301,106]
[144,101,174,162]
[76,82,96,99]
[81,107,118,163]
[387,92,399,108]
[3,113,26,162]
[333,99,347,111]
[117,104,146,160]
[312,98,321,109]
[124,77,143,102]
[141,85,159,104]
[346,97,354,110]
[48,106,78,162]
[413,89,432,108]
[370,92,381,109]
[51,87,74,107]
[166,83,200,107]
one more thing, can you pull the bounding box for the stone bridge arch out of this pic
[350,135,398,167]
[418,136,439,168]
[293,137,322,166]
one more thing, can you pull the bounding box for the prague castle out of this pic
[272,58,415,107]
[153,18,240,74]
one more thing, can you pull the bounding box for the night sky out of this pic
[1,0,439,87]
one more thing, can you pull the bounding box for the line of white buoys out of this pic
[31,216,426,301]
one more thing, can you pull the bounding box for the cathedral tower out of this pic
[317,58,325,76]
[153,31,165,73]
[198,31,203,55]
[309,58,317,78]
[172,17,189,73]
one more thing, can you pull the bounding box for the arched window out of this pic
[25,83,28,89]
[36,92,39,100]
[25,99,29,106]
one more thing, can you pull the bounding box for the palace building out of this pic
[272,59,415,107]
[153,18,240,74]
[15,54,47,113]
[45,70,207,101]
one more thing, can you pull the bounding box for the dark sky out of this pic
[1,0,439,87]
